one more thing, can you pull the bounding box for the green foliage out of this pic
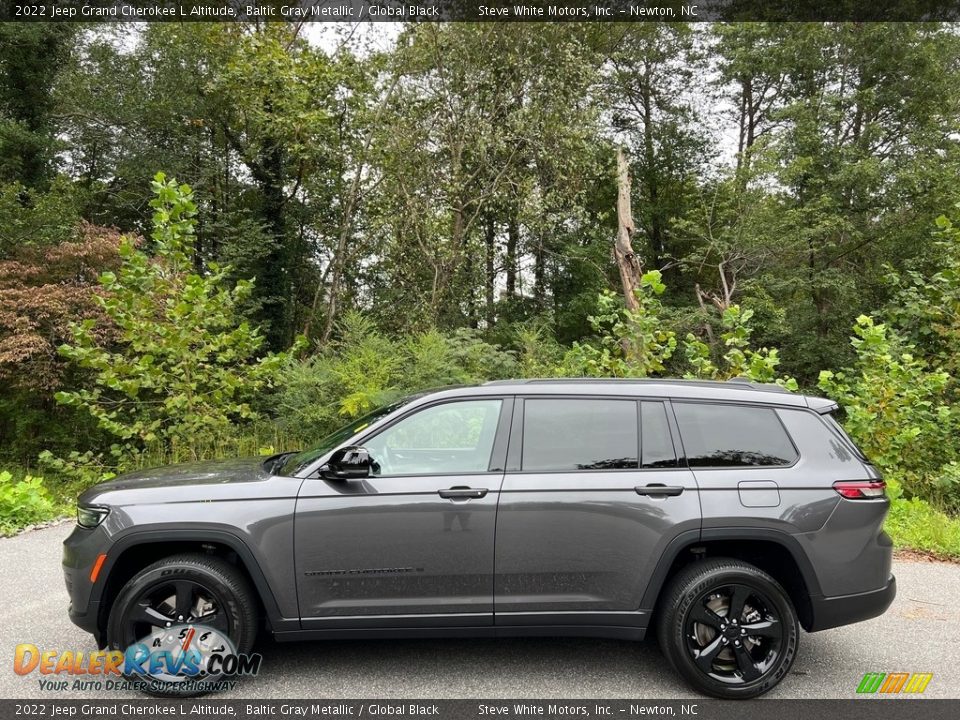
[0,470,57,536]
[275,312,519,440]
[884,478,960,560]
[683,306,798,389]
[561,272,676,377]
[52,174,296,474]
[818,316,957,504]
[885,209,960,376]
[2,23,960,556]
[515,319,568,378]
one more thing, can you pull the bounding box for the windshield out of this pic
[277,399,412,476]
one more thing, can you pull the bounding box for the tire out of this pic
[655,558,799,699]
[106,553,259,697]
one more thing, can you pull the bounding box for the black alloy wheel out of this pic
[684,583,784,684]
[106,553,258,696]
[656,558,799,699]
[118,577,231,648]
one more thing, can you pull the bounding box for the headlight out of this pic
[77,505,109,528]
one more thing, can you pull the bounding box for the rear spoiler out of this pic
[806,396,840,414]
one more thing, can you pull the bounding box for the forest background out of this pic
[2,22,960,556]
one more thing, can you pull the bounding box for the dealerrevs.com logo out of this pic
[14,624,262,695]
[856,672,934,695]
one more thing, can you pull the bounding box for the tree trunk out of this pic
[614,147,643,310]
[534,233,545,309]
[505,217,518,296]
[485,215,496,327]
[258,138,290,351]
[639,75,664,271]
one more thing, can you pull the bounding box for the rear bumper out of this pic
[807,574,896,632]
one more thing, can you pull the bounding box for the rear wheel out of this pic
[106,554,258,696]
[656,558,798,699]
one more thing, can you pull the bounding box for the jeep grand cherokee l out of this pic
[63,378,895,698]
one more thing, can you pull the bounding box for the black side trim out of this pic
[275,627,495,641]
[505,397,524,471]
[496,610,649,628]
[808,575,896,632]
[488,397,514,472]
[273,625,646,642]
[95,528,294,634]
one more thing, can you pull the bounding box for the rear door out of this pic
[493,397,701,628]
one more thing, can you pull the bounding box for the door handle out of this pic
[438,487,488,499]
[635,484,684,497]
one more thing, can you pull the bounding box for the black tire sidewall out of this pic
[106,556,257,696]
[660,562,799,699]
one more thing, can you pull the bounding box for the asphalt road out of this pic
[1,521,958,700]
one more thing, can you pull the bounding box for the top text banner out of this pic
[4,0,960,22]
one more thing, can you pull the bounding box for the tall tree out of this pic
[0,25,76,189]
[604,25,709,277]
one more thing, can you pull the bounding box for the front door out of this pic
[295,397,509,629]
[494,397,701,629]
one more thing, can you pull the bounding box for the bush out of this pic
[683,305,797,389]
[818,315,957,504]
[0,470,58,535]
[885,478,960,559]
[50,174,297,479]
[274,312,519,441]
[559,272,676,377]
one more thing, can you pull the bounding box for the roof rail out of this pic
[483,378,792,394]
[726,377,791,394]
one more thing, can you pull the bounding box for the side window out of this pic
[522,399,638,472]
[673,403,798,468]
[364,399,502,476]
[641,401,678,468]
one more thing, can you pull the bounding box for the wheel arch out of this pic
[642,528,822,631]
[94,529,291,641]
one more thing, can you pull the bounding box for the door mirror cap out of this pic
[321,445,375,480]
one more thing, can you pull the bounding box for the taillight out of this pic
[833,480,886,499]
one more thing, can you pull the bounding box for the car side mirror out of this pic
[321,446,375,481]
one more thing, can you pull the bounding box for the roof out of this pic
[409,377,837,412]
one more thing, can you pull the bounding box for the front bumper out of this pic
[63,523,110,646]
[807,574,896,632]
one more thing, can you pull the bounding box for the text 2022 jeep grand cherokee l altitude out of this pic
[63,378,895,699]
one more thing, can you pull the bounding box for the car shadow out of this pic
[235,636,698,698]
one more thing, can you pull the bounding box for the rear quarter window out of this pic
[822,413,869,461]
[673,402,798,468]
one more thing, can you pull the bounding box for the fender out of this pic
[639,529,700,611]
[639,527,824,611]
[94,527,298,633]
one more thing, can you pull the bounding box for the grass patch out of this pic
[885,496,960,560]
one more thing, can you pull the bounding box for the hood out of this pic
[78,456,272,505]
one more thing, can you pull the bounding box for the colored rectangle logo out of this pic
[857,673,933,694]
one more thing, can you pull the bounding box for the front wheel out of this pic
[106,553,259,696]
[656,558,799,699]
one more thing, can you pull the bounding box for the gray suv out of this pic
[63,378,895,698]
